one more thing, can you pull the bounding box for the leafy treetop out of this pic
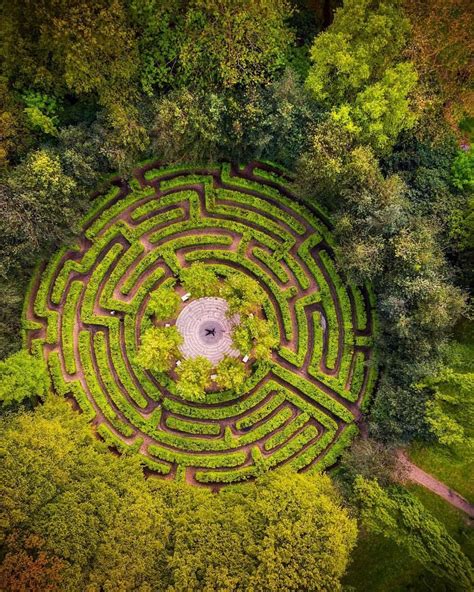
[353,476,474,590]
[176,356,213,402]
[0,351,50,407]
[136,326,183,374]
[147,283,181,321]
[180,262,220,298]
[306,0,417,151]
[215,355,247,393]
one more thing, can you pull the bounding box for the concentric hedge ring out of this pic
[24,161,378,486]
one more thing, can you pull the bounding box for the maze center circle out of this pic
[24,162,378,487]
[176,297,239,363]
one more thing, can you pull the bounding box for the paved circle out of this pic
[176,297,240,364]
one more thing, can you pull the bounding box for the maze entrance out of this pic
[24,162,378,486]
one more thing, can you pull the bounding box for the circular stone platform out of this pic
[176,297,240,365]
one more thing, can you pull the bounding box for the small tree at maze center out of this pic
[176,356,213,402]
[215,355,248,393]
[180,262,220,298]
[232,315,277,361]
[147,283,181,321]
[221,273,264,315]
[136,326,183,374]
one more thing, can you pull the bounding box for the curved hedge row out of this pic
[23,161,378,486]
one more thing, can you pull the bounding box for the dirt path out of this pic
[398,451,474,518]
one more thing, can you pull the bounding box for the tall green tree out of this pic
[0,149,83,276]
[130,0,294,92]
[1,399,357,591]
[306,0,417,151]
[0,397,170,592]
[0,351,50,407]
[136,326,183,373]
[353,476,474,590]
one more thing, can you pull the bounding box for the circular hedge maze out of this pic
[24,162,378,486]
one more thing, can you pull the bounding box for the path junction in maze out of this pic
[24,161,378,487]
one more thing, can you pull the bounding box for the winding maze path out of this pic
[24,162,378,487]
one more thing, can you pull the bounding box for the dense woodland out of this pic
[0,1,473,590]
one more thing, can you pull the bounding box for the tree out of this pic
[1,534,66,592]
[165,470,358,591]
[176,356,213,402]
[306,0,417,151]
[180,263,220,298]
[215,356,247,393]
[0,396,170,592]
[353,476,474,590]
[403,0,473,129]
[452,147,474,192]
[221,273,264,315]
[0,0,147,173]
[421,336,474,446]
[151,69,318,167]
[136,326,183,373]
[152,89,225,164]
[2,402,358,592]
[0,149,83,276]
[296,130,467,440]
[179,0,294,90]
[232,315,277,361]
[0,351,50,407]
[148,284,181,321]
[339,438,407,489]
